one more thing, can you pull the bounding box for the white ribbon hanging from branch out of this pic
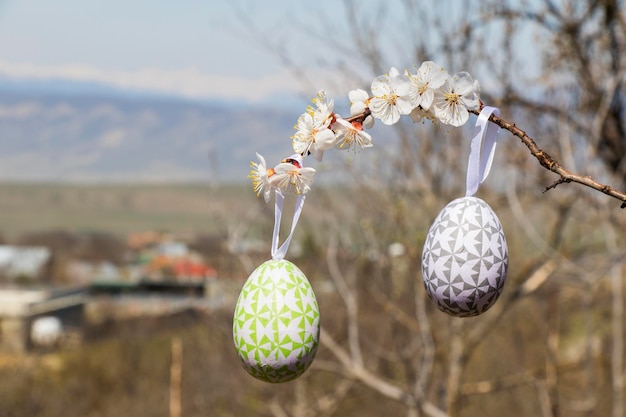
[466,106,501,197]
[271,189,306,260]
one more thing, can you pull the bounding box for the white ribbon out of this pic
[465,106,501,197]
[271,188,306,260]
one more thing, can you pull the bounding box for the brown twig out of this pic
[468,108,626,209]
[344,104,626,207]
[343,103,626,207]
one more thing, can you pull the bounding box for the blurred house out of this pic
[136,237,218,282]
[155,241,188,257]
[171,257,217,280]
[0,245,52,283]
[126,231,168,251]
[66,260,127,285]
[0,286,86,352]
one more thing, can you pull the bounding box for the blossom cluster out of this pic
[248,61,481,201]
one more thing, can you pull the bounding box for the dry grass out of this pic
[0,182,259,237]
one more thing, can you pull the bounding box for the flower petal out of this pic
[315,128,337,150]
[371,75,392,96]
[350,101,367,116]
[349,88,369,103]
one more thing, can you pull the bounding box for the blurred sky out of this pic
[0,0,340,102]
[0,0,542,105]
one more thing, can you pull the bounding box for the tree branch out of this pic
[344,104,626,207]
[468,108,626,208]
[327,232,363,367]
[319,328,449,417]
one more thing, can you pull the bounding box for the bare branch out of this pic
[511,259,557,299]
[327,232,363,367]
[344,99,626,207]
[319,328,449,417]
[269,399,291,417]
[590,74,624,152]
[446,321,465,417]
[312,379,354,417]
[470,108,626,207]
[413,277,435,403]
[545,289,561,417]
[535,379,556,417]
[461,371,536,395]
[606,224,625,417]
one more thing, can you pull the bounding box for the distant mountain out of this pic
[0,79,305,183]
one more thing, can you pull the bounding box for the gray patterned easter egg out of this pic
[421,197,508,317]
[233,259,320,383]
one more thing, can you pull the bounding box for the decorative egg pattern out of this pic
[421,197,508,317]
[233,259,320,383]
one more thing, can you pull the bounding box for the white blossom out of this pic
[407,61,448,111]
[247,153,273,203]
[292,112,337,161]
[369,67,413,125]
[334,118,373,151]
[309,90,335,129]
[348,88,375,129]
[432,72,480,127]
[269,161,316,195]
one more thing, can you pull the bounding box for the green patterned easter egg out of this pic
[232,259,320,383]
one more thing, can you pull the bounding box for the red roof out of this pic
[172,259,217,279]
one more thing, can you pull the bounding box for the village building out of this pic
[0,286,86,352]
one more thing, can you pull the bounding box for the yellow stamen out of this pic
[445,92,460,104]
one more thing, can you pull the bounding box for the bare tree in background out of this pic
[234,1,626,416]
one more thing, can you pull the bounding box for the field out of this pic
[0,182,257,238]
[0,181,622,417]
